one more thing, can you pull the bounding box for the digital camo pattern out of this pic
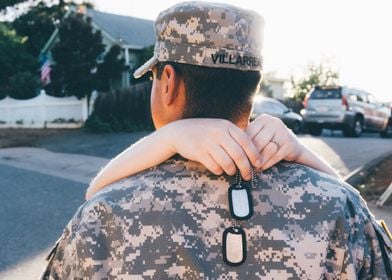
[42,158,392,279]
[134,1,264,78]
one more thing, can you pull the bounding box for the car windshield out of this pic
[310,88,342,99]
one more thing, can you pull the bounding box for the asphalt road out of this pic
[0,164,85,279]
[0,129,391,279]
[299,130,392,176]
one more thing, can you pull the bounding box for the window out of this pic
[367,94,378,104]
[348,94,357,101]
[310,88,342,99]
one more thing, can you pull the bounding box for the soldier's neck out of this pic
[235,119,249,130]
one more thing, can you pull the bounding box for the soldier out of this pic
[42,1,391,279]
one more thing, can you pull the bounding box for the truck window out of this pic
[310,88,342,99]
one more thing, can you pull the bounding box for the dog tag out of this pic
[222,227,247,266]
[228,183,253,220]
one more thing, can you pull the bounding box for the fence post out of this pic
[40,90,46,128]
[89,90,98,116]
[5,97,10,125]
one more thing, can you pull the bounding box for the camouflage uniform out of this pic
[42,157,392,279]
[41,2,391,279]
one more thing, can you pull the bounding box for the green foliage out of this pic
[95,44,125,92]
[291,64,339,102]
[83,114,112,133]
[48,13,105,100]
[0,23,38,99]
[12,2,64,57]
[0,0,29,11]
[8,71,40,99]
[281,97,303,114]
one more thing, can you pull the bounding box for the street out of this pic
[0,131,391,279]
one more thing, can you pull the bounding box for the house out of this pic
[41,6,155,89]
[262,73,291,100]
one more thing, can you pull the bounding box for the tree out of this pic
[95,44,126,92]
[0,23,39,99]
[0,0,30,11]
[11,2,65,57]
[49,13,104,103]
[11,1,93,57]
[291,64,339,102]
[1,0,67,18]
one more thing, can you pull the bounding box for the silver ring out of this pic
[270,138,279,146]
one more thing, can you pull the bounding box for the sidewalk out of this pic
[0,147,108,185]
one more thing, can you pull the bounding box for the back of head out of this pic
[134,1,265,122]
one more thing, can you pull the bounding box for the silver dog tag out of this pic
[222,227,247,266]
[228,183,253,220]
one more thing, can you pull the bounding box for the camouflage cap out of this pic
[133,1,265,78]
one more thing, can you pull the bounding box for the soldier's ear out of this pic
[161,64,183,106]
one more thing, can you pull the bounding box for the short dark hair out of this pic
[156,62,261,123]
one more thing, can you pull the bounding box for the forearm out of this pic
[86,127,175,199]
[295,144,340,177]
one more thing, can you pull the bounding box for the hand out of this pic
[163,119,262,180]
[246,114,304,171]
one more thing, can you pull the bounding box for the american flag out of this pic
[40,58,51,85]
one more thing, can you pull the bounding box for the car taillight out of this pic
[302,94,309,108]
[342,96,350,110]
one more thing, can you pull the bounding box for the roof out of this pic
[87,9,155,49]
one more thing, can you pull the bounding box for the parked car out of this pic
[381,103,392,138]
[251,97,303,134]
[301,86,391,137]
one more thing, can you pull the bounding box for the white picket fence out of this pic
[0,90,95,128]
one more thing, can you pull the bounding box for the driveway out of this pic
[0,130,391,279]
[298,132,392,176]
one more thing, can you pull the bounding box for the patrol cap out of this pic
[134,1,265,78]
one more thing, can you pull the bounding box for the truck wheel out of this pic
[343,117,363,137]
[291,121,302,134]
[380,122,392,138]
[306,124,322,136]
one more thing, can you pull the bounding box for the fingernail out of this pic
[255,159,262,167]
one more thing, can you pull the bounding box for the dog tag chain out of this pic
[223,169,256,266]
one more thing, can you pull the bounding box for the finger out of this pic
[259,141,279,169]
[261,144,289,170]
[246,114,267,139]
[201,152,224,176]
[252,125,275,153]
[208,144,237,176]
[220,135,252,180]
[228,126,262,168]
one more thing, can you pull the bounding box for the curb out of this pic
[344,151,392,187]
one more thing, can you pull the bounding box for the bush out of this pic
[8,71,40,100]
[83,114,112,133]
[281,97,304,114]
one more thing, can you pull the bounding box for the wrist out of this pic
[158,122,178,155]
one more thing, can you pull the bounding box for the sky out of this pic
[92,0,392,101]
